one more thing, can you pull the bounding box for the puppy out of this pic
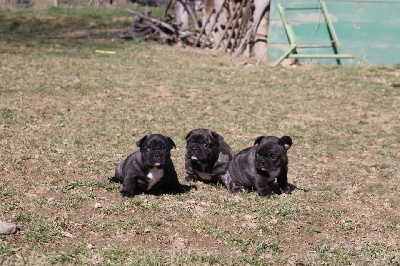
[185,128,234,190]
[229,135,293,197]
[111,134,183,197]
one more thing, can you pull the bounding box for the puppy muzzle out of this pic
[147,152,166,168]
[190,155,208,164]
[148,162,163,169]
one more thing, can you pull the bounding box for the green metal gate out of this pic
[266,0,400,65]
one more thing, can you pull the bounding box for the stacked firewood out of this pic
[120,0,269,57]
[197,0,255,54]
[120,10,179,42]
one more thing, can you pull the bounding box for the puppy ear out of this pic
[136,135,148,148]
[165,136,176,149]
[279,136,293,150]
[185,130,194,140]
[254,136,265,146]
[211,131,223,143]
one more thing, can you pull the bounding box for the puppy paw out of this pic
[185,175,198,182]
[108,176,122,183]
[230,184,249,194]
[176,185,188,193]
[257,188,272,197]
[258,192,273,198]
[281,186,292,194]
[120,189,134,197]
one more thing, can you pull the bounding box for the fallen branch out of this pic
[126,9,177,33]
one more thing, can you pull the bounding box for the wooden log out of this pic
[194,8,215,47]
[213,6,239,50]
[177,0,200,30]
[175,0,189,29]
[230,29,239,54]
[236,0,252,49]
[214,23,225,48]
[229,0,246,53]
[134,25,152,32]
[229,0,234,14]
[201,7,224,49]
[253,0,269,59]
[144,20,173,41]
[237,0,252,43]
[233,0,271,57]
[226,0,246,52]
[163,0,173,20]
[126,9,176,34]
[256,47,268,65]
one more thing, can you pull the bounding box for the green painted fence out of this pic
[266,0,400,65]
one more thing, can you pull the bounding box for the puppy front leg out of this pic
[219,172,233,192]
[255,179,272,197]
[185,160,198,182]
[165,166,184,193]
[277,172,291,194]
[257,187,272,197]
[121,175,136,197]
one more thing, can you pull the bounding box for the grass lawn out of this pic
[0,6,400,265]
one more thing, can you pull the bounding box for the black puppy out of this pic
[111,134,183,197]
[185,128,234,190]
[229,135,293,197]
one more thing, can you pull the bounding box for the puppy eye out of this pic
[269,154,277,160]
[203,143,209,148]
[145,147,151,152]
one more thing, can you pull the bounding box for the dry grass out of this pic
[1,7,400,265]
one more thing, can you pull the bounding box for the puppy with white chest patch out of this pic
[111,134,183,197]
[229,135,293,197]
[185,128,234,190]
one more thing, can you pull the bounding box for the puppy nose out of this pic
[154,154,161,159]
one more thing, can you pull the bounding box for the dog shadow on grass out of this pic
[183,180,309,197]
[268,182,309,196]
[107,177,197,197]
[228,182,309,197]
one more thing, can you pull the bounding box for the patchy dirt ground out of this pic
[1,8,400,265]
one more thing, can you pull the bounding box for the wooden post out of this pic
[252,0,270,59]
[54,0,58,7]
